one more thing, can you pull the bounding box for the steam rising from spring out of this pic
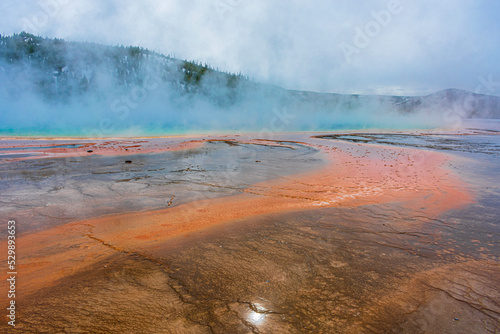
[1,33,496,137]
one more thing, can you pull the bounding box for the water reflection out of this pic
[247,303,267,325]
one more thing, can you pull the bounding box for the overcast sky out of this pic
[1,0,499,96]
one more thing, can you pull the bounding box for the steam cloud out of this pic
[0,35,445,137]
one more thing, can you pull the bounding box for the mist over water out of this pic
[0,71,444,138]
[0,34,462,137]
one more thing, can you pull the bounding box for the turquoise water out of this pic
[0,123,436,138]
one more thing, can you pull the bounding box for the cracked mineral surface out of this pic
[1,125,499,333]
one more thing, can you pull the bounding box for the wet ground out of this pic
[0,140,323,234]
[0,123,499,333]
[315,132,500,155]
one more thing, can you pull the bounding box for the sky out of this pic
[1,0,500,96]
